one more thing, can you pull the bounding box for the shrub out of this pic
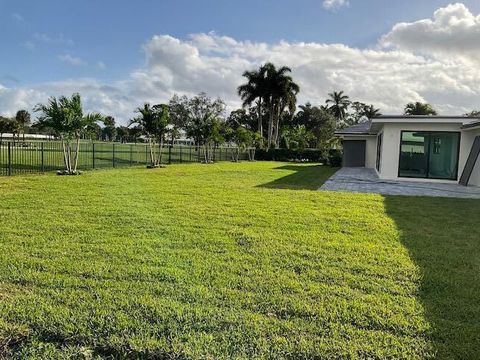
[328,149,343,167]
[256,149,327,163]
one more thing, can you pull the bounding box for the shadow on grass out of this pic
[257,164,337,190]
[384,195,480,359]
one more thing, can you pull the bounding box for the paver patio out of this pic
[320,167,480,199]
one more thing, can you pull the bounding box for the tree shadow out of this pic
[257,164,337,190]
[384,195,480,358]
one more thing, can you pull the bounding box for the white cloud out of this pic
[58,54,87,66]
[96,61,106,70]
[381,3,480,65]
[323,0,349,11]
[1,4,480,125]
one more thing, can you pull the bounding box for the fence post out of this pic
[189,145,192,162]
[92,143,95,169]
[41,142,45,172]
[179,145,182,163]
[145,144,148,165]
[7,142,12,176]
[130,144,133,166]
[168,145,172,164]
[112,143,116,168]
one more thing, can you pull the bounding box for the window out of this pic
[399,131,460,180]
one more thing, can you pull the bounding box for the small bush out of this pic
[328,149,342,167]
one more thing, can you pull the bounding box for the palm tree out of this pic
[404,102,437,116]
[326,91,350,121]
[15,110,31,142]
[34,93,103,174]
[363,105,381,119]
[261,63,300,149]
[237,67,267,144]
[238,63,300,149]
[130,103,170,167]
[465,110,480,117]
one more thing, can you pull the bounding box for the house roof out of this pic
[335,115,480,137]
[334,121,372,135]
[376,115,479,120]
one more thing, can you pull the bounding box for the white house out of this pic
[335,116,480,187]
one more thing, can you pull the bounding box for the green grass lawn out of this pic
[0,162,479,359]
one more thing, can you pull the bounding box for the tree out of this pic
[404,102,437,116]
[34,93,103,174]
[227,108,257,132]
[201,115,224,163]
[281,125,313,150]
[223,113,258,161]
[344,102,381,126]
[238,67,267,146]
[102,116,117,141]
[15,110,31,142]
[326,91,350,122]
[85,122,102,140]
[230,127,256,162]
[238,63,300,150]
[465,110,480,117]
[116,126,129,143]
[168,94,190,145]
[292,104,336,151]
[128,125,143,143]
[263,63,300,149]
[0,116,16,143]
[182,93,226,162]
[130,103,170,167]
[362,104,381,119]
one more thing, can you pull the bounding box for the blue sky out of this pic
[1,1,480,122]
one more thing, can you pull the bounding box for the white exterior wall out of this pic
[459,128,480,186]
[343,136,377,169]
[378,122,464,182]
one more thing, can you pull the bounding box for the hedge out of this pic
[256,148,342,166]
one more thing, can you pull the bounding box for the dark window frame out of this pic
[397,130,461,181]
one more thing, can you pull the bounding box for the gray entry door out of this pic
[343,140,366,167]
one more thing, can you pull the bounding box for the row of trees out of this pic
[131,93,261,165]
[28,92,261,174]
[0,110,31,142]
[2,62,479,175]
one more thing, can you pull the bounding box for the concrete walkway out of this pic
[320,168,480,199]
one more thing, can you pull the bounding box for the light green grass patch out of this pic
[0,162,479,359]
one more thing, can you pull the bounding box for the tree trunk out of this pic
[274,105,281,149]
[267,101,275,150]
[149,138,155,166]
[73,136,81,172]
[158,137,164,166]
[257,99,263,147]
[61,138,69,172]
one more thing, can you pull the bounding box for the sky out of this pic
[1,0,480,124]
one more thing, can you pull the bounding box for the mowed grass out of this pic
[0,162,479,359]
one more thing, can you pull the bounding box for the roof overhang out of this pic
[462,121,480,131]
[372,117,468,125]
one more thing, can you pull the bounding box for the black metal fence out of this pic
[0,141,252,176]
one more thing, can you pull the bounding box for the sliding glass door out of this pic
[399,131,460,180]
